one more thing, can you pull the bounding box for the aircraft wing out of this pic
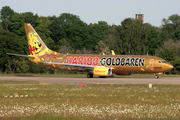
[46,62,101,71]
[6,53,35,58]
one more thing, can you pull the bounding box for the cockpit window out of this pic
[158,61,167,63]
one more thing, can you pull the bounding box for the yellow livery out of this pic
[7,23,174,78]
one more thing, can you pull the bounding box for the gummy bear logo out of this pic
[28,32,42,55]
[28,32,52,56]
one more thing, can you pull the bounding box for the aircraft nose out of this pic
[166,63,174,71]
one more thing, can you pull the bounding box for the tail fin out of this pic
[24,23,52,56]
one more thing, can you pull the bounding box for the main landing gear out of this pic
[155,75,159,79]
[87,73,93,78]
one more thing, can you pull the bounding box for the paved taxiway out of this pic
[0,76,180,84]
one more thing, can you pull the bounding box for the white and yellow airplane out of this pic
[7,23,174,78]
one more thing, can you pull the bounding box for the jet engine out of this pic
[93,67,112,76]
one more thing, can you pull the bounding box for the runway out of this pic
[0,76,180,84]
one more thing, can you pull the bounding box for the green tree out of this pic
[16,58,30,73]
[158,47,176,62]
[0,6,15,31]
[171,56,180,74]
[116,18,149,55]
[104,25,119,54]
[95,41,110,55]
[147,26,163,55]
[58,13,89,50]
[22,12,38,27]
[9,13,28,53]
[161,23,176,41]
[0,29,24,73]
[1,18,10,30]
[9,13,24,36]
[35,16,55,50]
[175,29,180,40]
[161,14,180,41]
[156,40,180,74]
[0,21,2,29]
[9,12,39,53]
[0,6,15,20]
[168,14,180,29]
[48,15,67,43]
[87,21,109,51]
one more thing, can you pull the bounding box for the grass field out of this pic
[1,80,180,120]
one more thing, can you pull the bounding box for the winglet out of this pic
[111,50,115,55]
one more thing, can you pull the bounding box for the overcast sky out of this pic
[1,0,180,27]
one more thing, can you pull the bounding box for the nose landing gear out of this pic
[155,72,164,79]
[155,75,159,79]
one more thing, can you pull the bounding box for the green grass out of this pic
[1,81,180,119]
[0,80,39,84]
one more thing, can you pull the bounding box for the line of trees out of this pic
[0,6,180,74]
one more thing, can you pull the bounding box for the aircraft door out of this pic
[149,59,154,67]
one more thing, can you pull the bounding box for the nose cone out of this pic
[165,63,174,71]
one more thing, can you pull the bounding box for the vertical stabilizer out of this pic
[24,23,52,56]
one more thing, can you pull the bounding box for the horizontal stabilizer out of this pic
[6,53,34,58]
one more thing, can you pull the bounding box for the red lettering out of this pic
[67,57,98,66]
[66,57,69,63]
[87,57,92,65]
[72,57,77,64]
[66,57,72,64]
[93,57,99,66]
[69,57,72,64]
[78,57,84,65]
[84,57,87,65]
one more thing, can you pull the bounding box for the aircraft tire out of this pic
[155,75,159,79]
[87,73,93,78]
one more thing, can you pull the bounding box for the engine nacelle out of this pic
[93,67,112,76]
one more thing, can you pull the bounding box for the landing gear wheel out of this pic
[87,73,93,78]
[99,76,106,78]
[155,75,159,79]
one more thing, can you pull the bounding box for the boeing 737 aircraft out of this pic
[7,23,173,78]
